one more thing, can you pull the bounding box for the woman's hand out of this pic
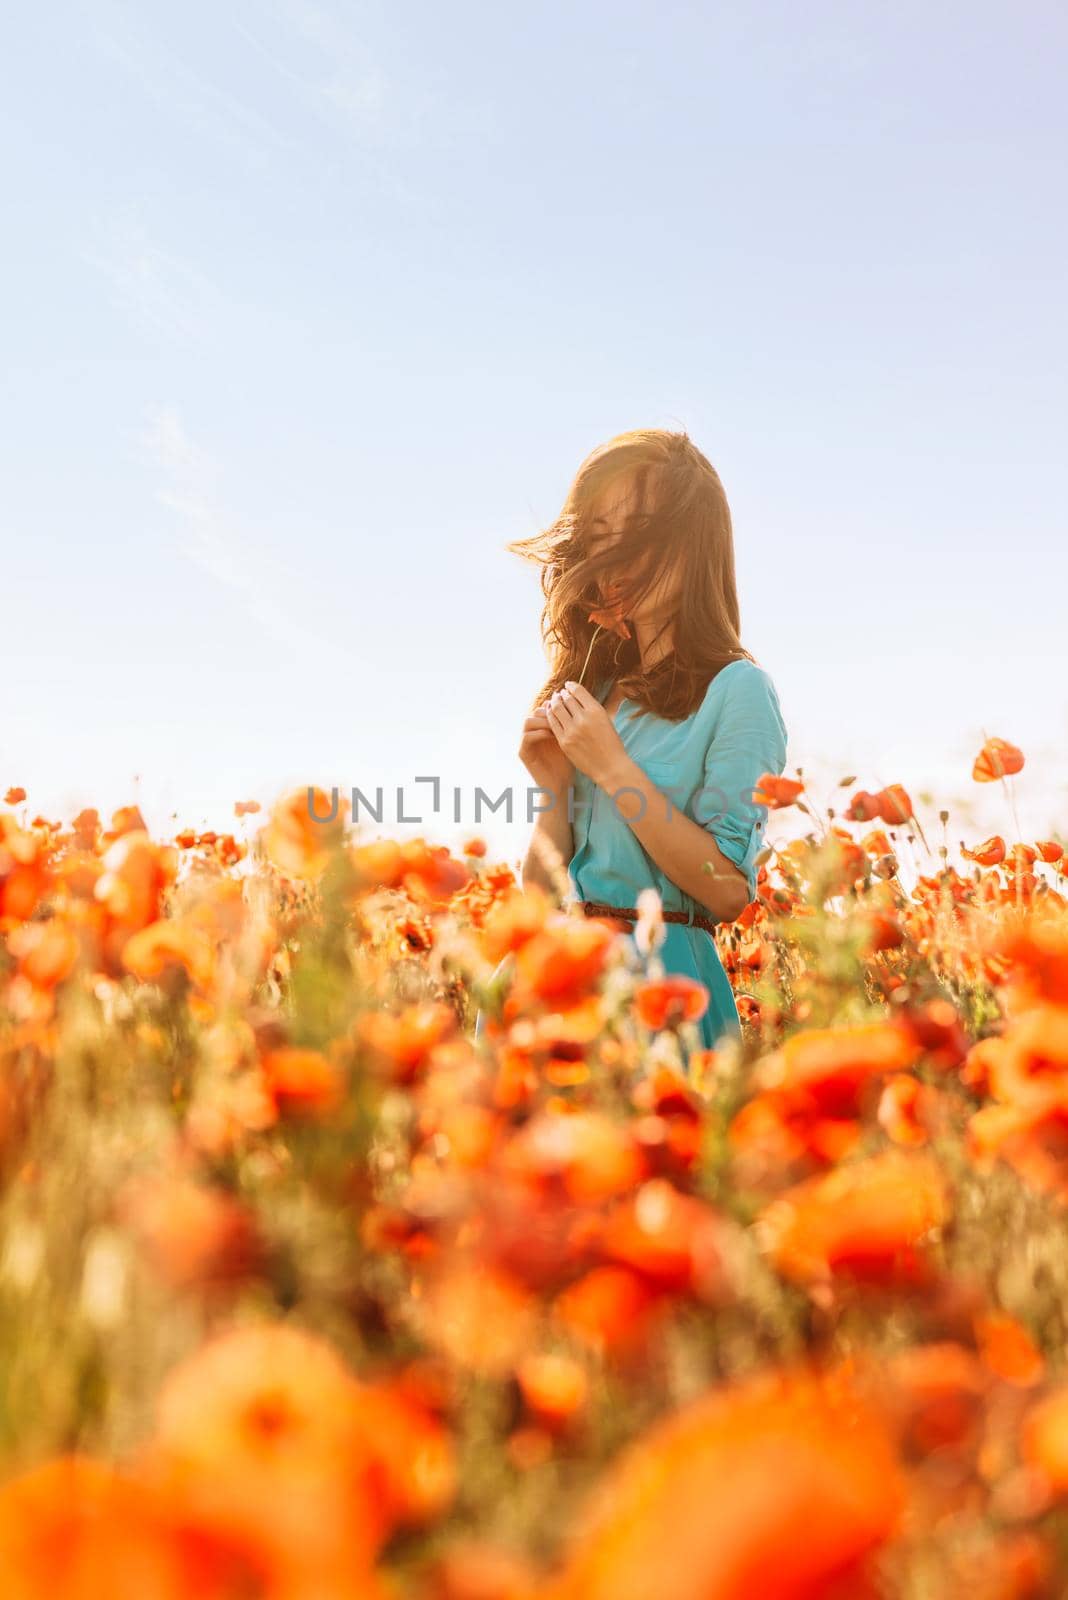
[519,707,574,802]
[542,681,630,790]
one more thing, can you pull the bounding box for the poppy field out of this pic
[1,739,1067,1599]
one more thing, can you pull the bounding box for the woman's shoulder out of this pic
[700,656,787,738]
[702,655,780,706]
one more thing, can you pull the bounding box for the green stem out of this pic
[576,623,604,689]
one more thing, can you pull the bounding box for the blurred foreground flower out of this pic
[540,1366,905,1600]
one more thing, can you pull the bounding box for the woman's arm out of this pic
[521,799,574,898]
[518,707,576,901]
[588,751,752,921]
[544,674,787,923]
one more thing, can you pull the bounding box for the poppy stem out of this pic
[981,724,1026,854]
[576,623,603,689]
[910,810,931,854]
[999,773,1023,844]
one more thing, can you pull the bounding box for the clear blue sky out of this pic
[2,1,1065,867]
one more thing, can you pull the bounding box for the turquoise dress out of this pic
[476,658,788,1053]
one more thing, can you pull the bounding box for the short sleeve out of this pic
[695,665,788,905]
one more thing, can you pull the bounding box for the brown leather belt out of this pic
[579,898,719,936]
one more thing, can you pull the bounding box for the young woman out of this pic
[490,428,788,1052]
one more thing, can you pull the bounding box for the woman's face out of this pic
[586,474,681,627]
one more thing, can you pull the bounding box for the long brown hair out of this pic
[507,428,755,721]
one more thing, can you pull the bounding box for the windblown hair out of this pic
[507,428,755,721]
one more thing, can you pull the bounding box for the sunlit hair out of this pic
[507,428,755,721]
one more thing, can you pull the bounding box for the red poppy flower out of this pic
[634,976,709,1031]
[973,737,1025,783]
[587,606,632,642]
